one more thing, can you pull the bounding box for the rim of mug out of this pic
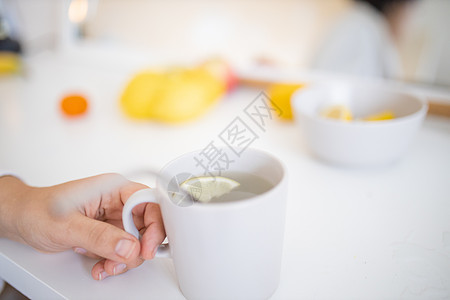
[158,147,287,209]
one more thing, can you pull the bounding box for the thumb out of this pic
[68,214,141,264]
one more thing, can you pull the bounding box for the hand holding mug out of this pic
[0,173,165,280]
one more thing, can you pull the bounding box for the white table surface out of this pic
[1,50,450,300]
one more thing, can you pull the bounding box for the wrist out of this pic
[0,176,33,242]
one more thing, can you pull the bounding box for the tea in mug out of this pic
[180,171,273,203]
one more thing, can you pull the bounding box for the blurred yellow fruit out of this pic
[199,58,237,92]
[267,83,305,120]
[150,68,225,122]
[120,71,165,119]
[120,67,226,123]
[364,110,395,121]
[321,105,353,121]
[0,53,20,74]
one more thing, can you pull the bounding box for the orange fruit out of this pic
[61,94,88,116]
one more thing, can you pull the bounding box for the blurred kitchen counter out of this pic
[1,51,450,299]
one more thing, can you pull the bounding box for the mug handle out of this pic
[122,188,171,258]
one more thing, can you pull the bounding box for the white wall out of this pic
[3,0,450,85]
[84,0,350,68]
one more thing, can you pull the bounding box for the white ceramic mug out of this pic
[122,148,288,300]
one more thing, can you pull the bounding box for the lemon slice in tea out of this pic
[180,176,240,203]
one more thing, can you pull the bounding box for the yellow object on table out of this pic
[320,105,353,121]
[120,67,226,123]
[267,83,305,120]
[363,111,395,121]
[0,52,20,74]
[320,104,396,122]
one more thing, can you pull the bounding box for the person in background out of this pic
[311,0,417,78]
[0,173,165,281]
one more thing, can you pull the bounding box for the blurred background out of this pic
[1,0,450,86]
[1,0,450,184]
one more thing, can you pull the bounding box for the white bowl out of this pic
[291,81,428,167]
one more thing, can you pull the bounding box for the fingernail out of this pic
[115,239,136,259]
[98,271,109,281]
[113,263,127,276]
[74,247,87,255]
